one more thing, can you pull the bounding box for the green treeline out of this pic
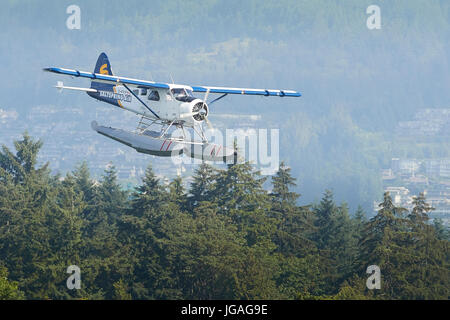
[0,134,449,300]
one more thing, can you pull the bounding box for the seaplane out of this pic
[44,53,301,162]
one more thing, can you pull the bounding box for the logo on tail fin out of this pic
[99,64,109,75]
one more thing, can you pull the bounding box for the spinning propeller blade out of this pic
[203,88,210,103]
[204,116,214,130]
[202,88,214,129]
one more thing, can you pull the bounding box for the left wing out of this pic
[43,67,170,90]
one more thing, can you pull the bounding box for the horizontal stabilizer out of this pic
[54,81,97,93]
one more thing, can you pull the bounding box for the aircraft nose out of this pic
[192,101,208,121]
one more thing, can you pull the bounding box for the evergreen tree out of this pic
[113,279,132,300]
[129,165,166,217]
[117,164,169,299]
[408,192,433,228]
[0,134,55,298]
[352,206,367,239]
[313,190,336,250]
[72,161,95,203]
[359,192,408,263]
[79,164,128,299]
[168,176,187,211]
[313,192,358,293]
[433,218,450,241]
[0,132,48,183]
[403,193,449,299]
[270,161,299,206]
[270,162,316,258]
[188,162,216,209]
[212,161,268,214]
[156,209,251,299]
[98,163,128,220]
[211,162,273,246]
[0,266,24,300]
[47,173,86,299]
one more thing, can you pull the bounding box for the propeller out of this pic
[202,88,214,130]
[179,88,215,130]
[179,103,208,119]
[203,88,210,105]
[180,111,213,129]
[204,115,214,130]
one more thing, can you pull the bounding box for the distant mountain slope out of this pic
[0,0,448,212]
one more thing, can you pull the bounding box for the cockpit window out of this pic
[148,90,160,101]
[171,88,185,99]
[171,88,195,102]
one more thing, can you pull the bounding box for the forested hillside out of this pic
[1,1,449,212]
[0,134,448,299]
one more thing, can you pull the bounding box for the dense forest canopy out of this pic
[0,1,449,211]
[0,134,448,299]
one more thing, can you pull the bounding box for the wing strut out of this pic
[122,83,160,119]
[209,93,228,105]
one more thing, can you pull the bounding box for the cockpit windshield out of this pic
[171,88,195,102]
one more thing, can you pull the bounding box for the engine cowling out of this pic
[179,99,208,124]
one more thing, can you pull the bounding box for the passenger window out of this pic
[148,90,160,101]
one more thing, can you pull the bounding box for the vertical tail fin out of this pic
[90,52,114,92]
[94,52,113,75]
[88,53,118,106]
